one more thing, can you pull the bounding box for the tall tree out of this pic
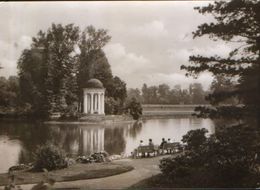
[209,74,238,105]
[126,88,143,104]
[168,0,260,187]
[181,0,260,124]
[77,26,112,88]
[18,24,80,117]
[158,84,170,104]
[77,25,126,114]
[141,83,149,104]
[189,83,206,104]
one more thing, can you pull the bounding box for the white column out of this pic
[84,92,88,114]
[90,93,94,114]
[98,92,101,114]
[101,93,105,114]
[95,93,98,112]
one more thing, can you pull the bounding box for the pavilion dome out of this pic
[84,78,104,89]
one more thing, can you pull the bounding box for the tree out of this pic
[189,83,206,104]
[18,48,49,117]
[17,23,127,118]
[141,83,149,104]
[126,88,143,105]
[181,0,260,124]
[158,84,171,104]
[208,74,238,105]
[77,26,112,92]
[159,125,260,188]
[77,26,126,115]
[182,128,208,151]
[0,76,19,108]
[127,98,143,120]
[110,76,127,104]
[18,24,80,117]
[172,0,260,187]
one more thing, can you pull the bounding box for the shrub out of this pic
[126,98,142,120]
[182,128,208,151]
[105,97,121,115]
[159,126,260,188]
[33,142,68,171]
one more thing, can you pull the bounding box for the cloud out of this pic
[104,43,153,75]
[104,43,156,87]
[0,1,219,90]
[132,20,168,38]
[0,35,32,77]
[167,42,234,68]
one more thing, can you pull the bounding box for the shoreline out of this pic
[0,113,197,125]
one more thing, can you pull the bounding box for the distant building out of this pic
[83,78,105,115]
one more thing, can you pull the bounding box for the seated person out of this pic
[148,139,155,157]
[160,138,167,154]
[160,138,167,148]
[148,138,154,146]
[138,140,145,157]
[139,140,144,146]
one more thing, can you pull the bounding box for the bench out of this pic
[135,145,159,158]
[162,143,184,154]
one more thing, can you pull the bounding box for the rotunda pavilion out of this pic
[83,78,105,115]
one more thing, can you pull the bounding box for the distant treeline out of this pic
[126,76,238,105]
[126,83,209,105]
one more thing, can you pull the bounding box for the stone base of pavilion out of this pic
[79,114,106,122]
[78,114,134,124]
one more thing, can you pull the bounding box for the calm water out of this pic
[0,117,215,173]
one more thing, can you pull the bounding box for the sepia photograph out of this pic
[0,0,259,189]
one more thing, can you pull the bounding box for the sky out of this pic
[0,1,234,90]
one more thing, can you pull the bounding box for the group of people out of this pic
[133,137,179,158]
[139,139,154,147]
[138,138,175,148]
[159,138,174,149]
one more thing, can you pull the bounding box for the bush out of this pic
[159,126,260,188]
[182,128,208,151]
[33,142,68,171]
[126,98,142,120]
[105,97,122,115]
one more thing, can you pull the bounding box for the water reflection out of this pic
[79,127,104,155]
[0,117,215,173]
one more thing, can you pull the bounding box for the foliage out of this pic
[125,88,143,105]
[181,0,260,123]
[126,98,143,120]
[207,74,239,105]
[33,142,67,171]
[77,26,126,115]
[0,76,19,108]
[140,83,208,105]
[16,23,127,118]
[158,0,260,188]
[18,24,80,118]
[159,126,260,188]
[109,76,127,104]
[105,97,121,115]
[182,128,208,151]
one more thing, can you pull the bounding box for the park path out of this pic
[18,155,170,190]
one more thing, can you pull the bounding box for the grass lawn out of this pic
[0,162,133,186]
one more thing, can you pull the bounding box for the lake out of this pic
[0,117,215,173]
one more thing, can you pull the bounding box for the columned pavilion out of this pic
[83,79,105,115]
